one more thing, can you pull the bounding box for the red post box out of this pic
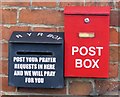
[64,6,110,78]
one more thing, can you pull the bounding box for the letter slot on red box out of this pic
[64,6,110,78]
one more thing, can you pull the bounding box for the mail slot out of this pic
[64,6,110,78]
[8,31,64,88]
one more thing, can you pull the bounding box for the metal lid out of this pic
[64,6,110,15]
[9,31,64,44]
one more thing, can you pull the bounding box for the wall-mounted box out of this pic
[8,31,64,88]
[64,6,110,78]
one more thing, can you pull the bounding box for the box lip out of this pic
[9,31,64,44]
[64,6,111,15]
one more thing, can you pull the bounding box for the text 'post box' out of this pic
[8,32,64,88]
[64,6,110,78]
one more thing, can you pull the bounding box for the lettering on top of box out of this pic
[8,32,64,88]
[64,6,110,78]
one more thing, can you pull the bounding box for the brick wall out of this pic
[0,0,120,96]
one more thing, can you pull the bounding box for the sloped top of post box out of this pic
[64,6,110,15]
[9,31,63,44]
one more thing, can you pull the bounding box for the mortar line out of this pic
[3,24,64,28]
[110,62,119,64]
[56,27,59,32]
[1,39,8,43]
[0,74,8,77]
[2,6,26,10]
[56,0,60,8]
[113,0,117,10]
[1,5,64,11]
[110,44,120,46]
[66,80,69,95]
[84,0,86,6]
[2,92,67,96]
[2,25,119,29]
[111,8,120,11]
[107,78,119,81]
[30,0,32,7]
[110,26,120,28]
[0,57,8,61]
[16,8,20,23]
[3,23,119,29]
[90,80,98,95]
[30,26,34,31]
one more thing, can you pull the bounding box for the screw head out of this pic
[84,18,90,24]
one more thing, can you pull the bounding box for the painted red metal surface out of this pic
[64,6,110,78]
[64,6,110,15]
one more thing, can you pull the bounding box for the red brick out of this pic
[69,81,92,95]
[110,28,118,44]
[1,77,16,92]
[110,10,119,26]
[0,60,2,74]
[0,77,1,92]
[32,2,56,7]
[60,2,84,8]
[110,46,118,62]
[0,9,2,28]
[0,32,2,40]
[119,46,120,62]
[109,63,118,78]
[17,87,66,94]
[95,80,119,95]
[1,26,30,41]
[1,60,8,75]
[2,9,17,24]
[19,9,64,25]
[0,60,3,74]
[116,1,120,8]
[2,1,30,6]
[0,43,1,54]
[2,43,8,58]
[0,1,1,6]
[33,27,57,32]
